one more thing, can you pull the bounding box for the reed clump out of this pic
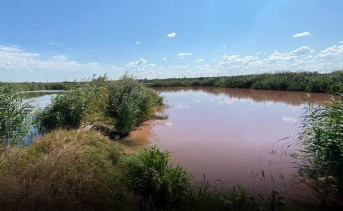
[143,71,343,94]
[36,75,163,138]
[297,95,343,209]
[0,85,33,148]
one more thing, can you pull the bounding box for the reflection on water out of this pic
[19,91,59,145]
[124,87,332,196]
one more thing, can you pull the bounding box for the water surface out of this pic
[123,87,332,195]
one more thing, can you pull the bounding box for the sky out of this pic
[0,0,343,82]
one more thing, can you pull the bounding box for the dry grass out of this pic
[0,129,136,210]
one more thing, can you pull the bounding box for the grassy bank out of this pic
[143,71,343,94]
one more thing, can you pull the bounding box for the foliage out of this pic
[37,75,162,137]
[298,96,343,206]
[107,76,163,137]
[36,75,110,132]
[123,146,190,209]
[143,71,343,94]
[0,81,74,91]
[0,86,33,147]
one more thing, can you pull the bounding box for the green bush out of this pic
[36,88,88,131]
[144,71,343,94]
[298,95,343,203]
[0,86,33,147]
[124,146,190,209]
[36,76,109,132]
[108,76,163,137]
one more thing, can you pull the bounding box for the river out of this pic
[29,87,332,197]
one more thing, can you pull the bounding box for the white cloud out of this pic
[340,41,343,44]
[127,58,146,67]
[146,63,156,68]
[177,52,192,58]
[136,41,141,45]
[167,32,176,38]
[316,44,343,59]
[292,32,311,38]
[0,45,100,72]
[126,58,158,74]
[2,41,343,81]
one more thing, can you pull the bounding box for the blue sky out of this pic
[0,0,343,81]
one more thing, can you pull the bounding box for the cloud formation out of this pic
[136,41,141,45]
[177,52,192,59]
[0,45,100,72]
[292,32,311,38]
[1,41,343,81]
[167,32,176,38]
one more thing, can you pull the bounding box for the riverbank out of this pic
[142,71,343,94]
[2,71,342,94]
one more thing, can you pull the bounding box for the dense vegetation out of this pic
[143,71,343,94]
[0,81,73,91]
[297,95,343,209]
[0,86,33,148]
[108,77,163,137]
[0,75,342,210]
[36,76,163,138]
[3,71,342,94]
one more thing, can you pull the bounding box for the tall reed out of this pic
[0,86,33,148]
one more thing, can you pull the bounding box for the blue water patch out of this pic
[17,92,58,147]
[17,127,40,147]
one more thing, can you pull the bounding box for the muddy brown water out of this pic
[28,88,333,198]
[123,87,333,197]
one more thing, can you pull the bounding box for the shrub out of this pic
[0,86,33,147]
[108,76,163,137]
[298,95,343,205]
[144,71,343,94]
[36,88,88,131]
[124,146,190,209]
[36,76,109,132]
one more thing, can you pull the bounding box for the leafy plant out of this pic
[297,95,343,206]
[124,146,190,209]
[0,86,33,147]
[108,76,163,137]
[36,75,110,132]
[144,71,343,94]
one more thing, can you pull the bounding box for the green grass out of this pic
[0,85,34,147]
[36,75,163,138]
[142,71,343,94]
[297,95,343,209]
[3,71,342,94]
[123,146,190,209]
[107,76,164,137]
